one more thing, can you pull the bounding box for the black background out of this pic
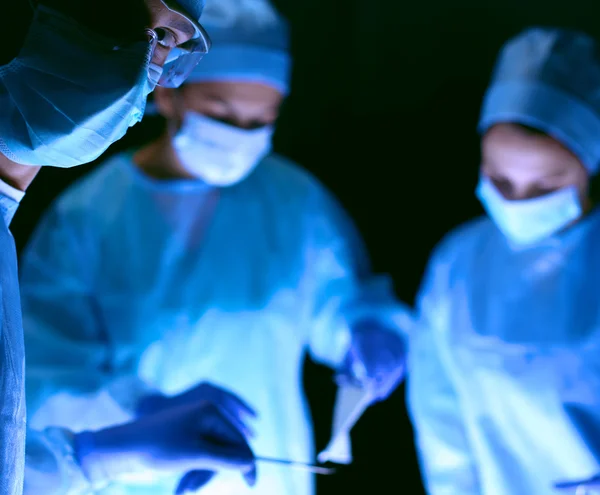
[10,1,600,493]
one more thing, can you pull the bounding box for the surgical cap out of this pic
[479,27,600,174]
[175,0,204,22]
[184,0,291,94]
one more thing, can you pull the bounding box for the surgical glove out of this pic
[137,382,257,438]
[337,318,407,401]
[74,402,257,489]
[554,474,600,493]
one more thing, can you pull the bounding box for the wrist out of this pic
[74,425,145,484]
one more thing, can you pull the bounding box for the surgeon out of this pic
[19,0,408,494]
[1,1,259,494]
[407,27,600,495]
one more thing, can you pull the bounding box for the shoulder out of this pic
[50,153,134,222]
[253,153,322,188]
[428,216,494,270]
[247,153,334,204]
[35,154,134,241]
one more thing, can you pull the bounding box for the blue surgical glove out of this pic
[74,402,257,491]
[554,474,600,493]
[136,383,258,493]
[337,319,407,401]
[137,382,257,438]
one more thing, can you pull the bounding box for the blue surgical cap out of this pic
[174,0,204,22]
[184,0,291,94]
[479,27,600,174]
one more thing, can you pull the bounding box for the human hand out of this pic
[336,319,407,401]
[75,401,257,489]
[137,382,257,438]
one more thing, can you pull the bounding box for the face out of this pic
[38,0,196,61]
[144,0,200,67]
[481,123,589,206]
[155,81,284,129]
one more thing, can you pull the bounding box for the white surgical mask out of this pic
[476,176,582,246]
[172,112,273,186]
[0,5,158,168]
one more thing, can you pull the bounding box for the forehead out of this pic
[482,124,580,177]
[182,81,283,103]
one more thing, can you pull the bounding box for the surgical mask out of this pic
[476,176,582,246]
[172,112,273,186]
[0,5,159,168]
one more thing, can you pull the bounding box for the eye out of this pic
[154,27,179,48]
[491,177,512,195]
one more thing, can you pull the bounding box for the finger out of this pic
[217,404,256,439]
[199,403,255,441]
[175,470,216,495]
[242,462,257,487]
[196,439,255,471]
[372,364,406,401]
[219,390,258,419]
[201,383,258,419]
[335,353,365,388]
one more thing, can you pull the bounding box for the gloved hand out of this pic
[336,318,407,401]
[554,474,600,493]
[136,382,257,438]
[74,401,257,491]
[136,383,258,493]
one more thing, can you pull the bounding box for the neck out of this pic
[133,131,197,181]
[0,152,40,192]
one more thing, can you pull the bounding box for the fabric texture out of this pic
[408,209,600,495]
[21,152,407,495]
[177,0,291,93]
[0,194,26,495]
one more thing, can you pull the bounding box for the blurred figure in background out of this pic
[20,0,408,494]
[408,27,600,495]
[2,2,261,494]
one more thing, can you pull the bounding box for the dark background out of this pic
[10,1,600,493]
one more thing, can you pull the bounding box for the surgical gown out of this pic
[0,192,95,495]
[408,212,600,495]
[0,193,25,495]
[20,152,405,495]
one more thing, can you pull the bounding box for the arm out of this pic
[20,204,154,432]
[300,182,412,369]
[24,403,257,495]
[407,246,481,495]
[24,428,91,495]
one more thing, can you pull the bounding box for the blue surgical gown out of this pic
[0,192,96,495]
[0,193,26,495]
[408,211,600,495]
[20,152,406,495]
